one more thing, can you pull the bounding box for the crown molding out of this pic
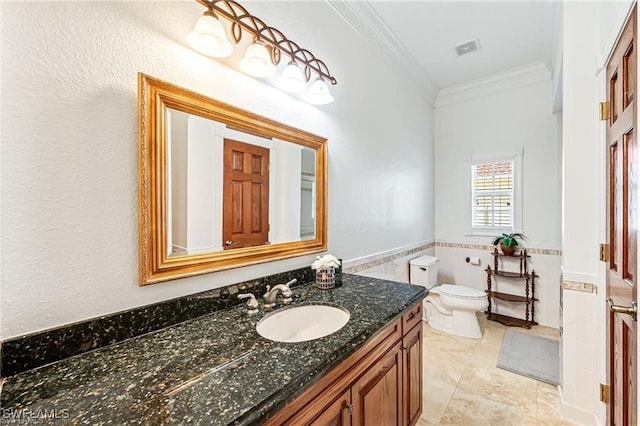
[435,62,552,108]
[327,0,439,106]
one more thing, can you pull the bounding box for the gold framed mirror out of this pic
[138,74,327,285]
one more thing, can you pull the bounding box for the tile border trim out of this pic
[342,240,561,275]
[435,241,562,256]
[562,280,597,294]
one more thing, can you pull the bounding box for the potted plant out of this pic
[491,232,526,256]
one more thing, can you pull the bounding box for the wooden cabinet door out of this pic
[403,323,423,426]
[307,389,352,426]
[351,342,403,426]
[284,385,351,426]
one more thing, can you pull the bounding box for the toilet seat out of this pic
[436,284,485,300]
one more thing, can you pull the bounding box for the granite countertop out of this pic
[0,274,426,425]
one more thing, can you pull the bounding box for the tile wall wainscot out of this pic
[349,241,561,328]
[434,243,561,328]
[559,280,599,424]
[0,267,321,377]
[342,241,435,276]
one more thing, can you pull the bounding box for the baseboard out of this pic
[558,387,598,425]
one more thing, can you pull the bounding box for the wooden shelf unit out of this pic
[492,270,531,279]
[486,290,538,303]
[486,248,538,329]
[486,312,535,328]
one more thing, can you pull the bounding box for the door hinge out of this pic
[346,403,354,416]
[600,383,610,403]
[600,101,610,121]
[600,243,610,262]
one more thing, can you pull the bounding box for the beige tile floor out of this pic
[418,315,576,426]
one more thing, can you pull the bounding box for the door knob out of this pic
[607,298,638,321]
[225,240,239,246]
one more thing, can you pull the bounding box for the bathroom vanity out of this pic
[0,274,426,425]
[265,300,423,425]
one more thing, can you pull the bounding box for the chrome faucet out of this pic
[263,278,297,308]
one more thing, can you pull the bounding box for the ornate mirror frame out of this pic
[138,74,328,285]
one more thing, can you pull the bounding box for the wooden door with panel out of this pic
[605,5,638,424]
[222,139,270,250]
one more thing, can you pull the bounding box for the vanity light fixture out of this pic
[304,78,334,105]
[239,40,276,78]
[187,10,233,58]
[279,62,307,93]
[188,0,337,104]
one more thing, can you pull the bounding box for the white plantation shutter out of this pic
[471,161,514,229]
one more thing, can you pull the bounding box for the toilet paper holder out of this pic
[465,256,481,266]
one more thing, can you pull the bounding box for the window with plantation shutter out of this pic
[465,150,522,236]
[472,161,514,229]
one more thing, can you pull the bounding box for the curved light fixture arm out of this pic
[196,0,337,85]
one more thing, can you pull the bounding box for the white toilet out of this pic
[410,255,488,339]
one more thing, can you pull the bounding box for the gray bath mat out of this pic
[497,329,559,385]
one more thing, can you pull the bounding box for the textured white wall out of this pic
[0,1,435,339]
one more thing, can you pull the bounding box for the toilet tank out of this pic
[409,255,438,289]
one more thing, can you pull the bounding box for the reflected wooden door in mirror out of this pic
[138,74,327,285]
[222,139,270,250]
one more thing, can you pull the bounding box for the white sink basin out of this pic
[256,304,350,343]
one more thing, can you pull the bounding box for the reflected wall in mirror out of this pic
[138,74,327,285]
[166,108,317,255]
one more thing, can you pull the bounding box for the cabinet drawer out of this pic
[402,301,422,334]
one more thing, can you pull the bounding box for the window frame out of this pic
[465,148,523,236]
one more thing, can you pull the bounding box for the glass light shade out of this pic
[279,62,307,93]
[305,78,334,105]
[239,42,276,78]
[187,14,233,58]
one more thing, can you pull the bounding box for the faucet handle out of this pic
[263,285,272,302]
[238,293,259,315]
[285,278,297,288]
[281,279,297,304]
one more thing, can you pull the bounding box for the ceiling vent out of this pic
[455,39,480,56]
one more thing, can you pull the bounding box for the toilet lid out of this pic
[437,284,486,299]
